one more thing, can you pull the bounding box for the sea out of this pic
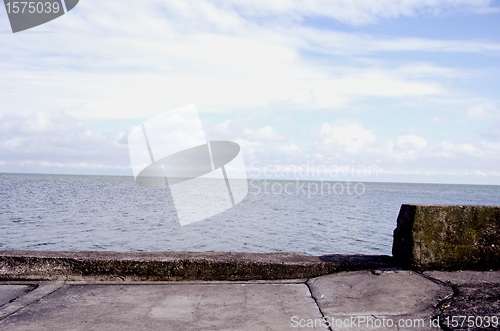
[1,173,499,256]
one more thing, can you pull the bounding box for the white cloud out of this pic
[318,121,377,154]
[2,111,500,183]
[1,0,499,183]
[431,140,500,159]
[0,0,496,121]
[0,111,130,174]
[280,143,301,153]
[209,121,282,142]
[466,102,498,120]
[291,27,500,56]
[206,121,286,169]
[233,0,497,25]
[431,116,448,125]
[485,122,500,139]
[307,120,499,178]
[395,134,428,150]
[243,125,282,142]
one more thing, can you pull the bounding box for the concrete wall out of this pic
[393,204,500,271]
[0,250,392,281]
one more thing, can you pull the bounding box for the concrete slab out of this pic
[307,269,453,330]
[0,283,326,331]
[0,286,31,307]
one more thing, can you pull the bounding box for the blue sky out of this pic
[1,0,500,184]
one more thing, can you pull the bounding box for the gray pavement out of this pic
[0,270,498,330]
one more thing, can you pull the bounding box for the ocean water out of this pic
[1,173,499,256]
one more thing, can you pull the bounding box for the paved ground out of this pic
[0,269,498,330]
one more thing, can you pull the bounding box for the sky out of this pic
[1,0,500,185]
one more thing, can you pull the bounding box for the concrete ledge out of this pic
[393,204,500,271]
[0,250,393,281]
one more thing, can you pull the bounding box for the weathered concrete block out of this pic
[393,204,500,270]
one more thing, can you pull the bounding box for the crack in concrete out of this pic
[0,283,37,310]
[305,279,332,331]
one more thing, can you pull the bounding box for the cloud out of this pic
[206,120,288,171]
[233,0,497,25]
[394,134,428,150]
[0,111,130,174]
[307,120,499,176]
[208,121,282,142]
[245,125,283,142]
[466,102,499,120]
[291,27,500,56]
[316,121,377,154]
[485,122,500,139]
[431,116,448,125]
[210,117,498,180]
[279,143,301,154]
[1,0,499,184]
[2,111,499,182]
[0,0,497,121]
